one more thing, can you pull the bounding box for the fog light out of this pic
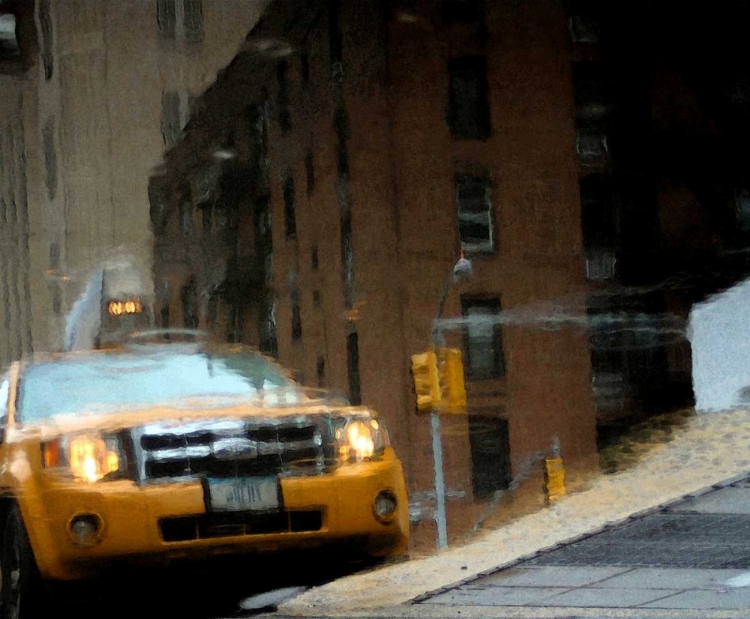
[374,490,398,522]
[69,514,102,545]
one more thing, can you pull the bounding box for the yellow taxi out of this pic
[0,332,408,614]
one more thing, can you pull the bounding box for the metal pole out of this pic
[430,273,452,552]
[430,409,448,551]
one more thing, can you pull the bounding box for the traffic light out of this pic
[410,351,441,412]
[437,347,467,414]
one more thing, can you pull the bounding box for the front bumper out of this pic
[25,453,409,581]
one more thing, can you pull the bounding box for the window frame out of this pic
[461,296,505,380]
[456,170,496,255]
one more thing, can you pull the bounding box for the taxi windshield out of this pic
[17,351,293,422]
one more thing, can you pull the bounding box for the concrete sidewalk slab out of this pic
[463,566,630,588]
[537,587,677,608]
[669,487,750,514]
[427,587,571,606]
[587,568,747,590]
[277,410,750,615]
[640,588,750,609]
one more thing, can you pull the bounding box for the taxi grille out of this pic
[159,510,324,542]
[134,417,332,482]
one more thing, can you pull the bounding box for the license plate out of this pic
[207,477,280,512]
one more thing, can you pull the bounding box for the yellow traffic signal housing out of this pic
[410,351,441,412]
[437,347,468,413]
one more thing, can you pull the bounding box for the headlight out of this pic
[42,433,127,482]
[334,415,389,463]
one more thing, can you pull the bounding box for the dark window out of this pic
[38,0,53,80]
[49,242,61,315]
[469,415,511,498]
[448,56,491,140]
[207,292,218,330]
[42,119,57,201]
[442,0,482,23]
[300,52,310,87]
[346,331,361,405]
[161,90,181,149]
[305,150,315,195]
[291,289,302,341]
[736,188,750,231]
[178,199,193,237]
[184,0,203,42]
[456,172,494,254]
[341,215,354,309]
[576,130,609,168]
[462,296,505,379]
[157,0,176,38]
[569,15,601,45]
[180,278,199,329]
[311,246,319,270]
[277,61,291,134]
[282,171,296,238]
[160,303,170,329]
[201,205,212,235]
[316,356,326,387]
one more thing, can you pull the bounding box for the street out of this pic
[259,479,750,619]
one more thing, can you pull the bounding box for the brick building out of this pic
[150,0,600,548]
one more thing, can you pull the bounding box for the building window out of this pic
[311,246,319,270]
[42,119,57,201]
[291,289,302,341]
[586,250,617,281]
[462,296,505,379]
[305,150,315,195]
[157,0,176,38]
[183,0,203,42]
[178,198,193,236]
[569,15,601,45]
[201,204,212,235]
[580,175,618,256]
[736,188,750,230]
[282,170,296,238]
[180,278,198,329]
[277,61,291,134]
[442,0,482,23]
[49,241,61,315]
[316,356,326,387]
[576,130,609,168]
[38,0,53,80]
[469,415,511,498]
[448,56,491,140]
[0,14,20,59]
[161,90,181,149]
[456,171,494,254]
[300,52,310,88]
[346,331,361,405]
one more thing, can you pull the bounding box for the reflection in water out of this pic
[1,0,750,576]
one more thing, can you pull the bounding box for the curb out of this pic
[410,470,750,604]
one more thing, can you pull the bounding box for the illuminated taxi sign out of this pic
[107,299,143,316]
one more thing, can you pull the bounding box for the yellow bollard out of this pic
[544,456,566,503]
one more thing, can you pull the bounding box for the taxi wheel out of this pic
[0,506,49,619]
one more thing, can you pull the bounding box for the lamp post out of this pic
[430,252,473,551]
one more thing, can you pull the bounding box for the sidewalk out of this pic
[277,409,750,616]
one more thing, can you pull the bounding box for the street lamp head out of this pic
[452,256,473,281]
